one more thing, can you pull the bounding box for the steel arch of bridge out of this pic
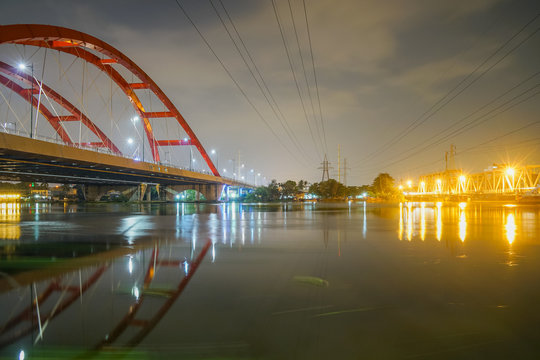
[0,61,121,154]
[0,24,219,176]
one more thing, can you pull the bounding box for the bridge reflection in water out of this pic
[0,223,211,358]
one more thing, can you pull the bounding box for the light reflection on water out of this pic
[397,201,532,247]
[0,201,539,358]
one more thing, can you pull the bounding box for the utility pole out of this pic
[189,146,193,171]
[444,144,456,171]
[337,144,341,183]
[343,158,350,186]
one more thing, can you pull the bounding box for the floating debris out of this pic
[292,276,329,287]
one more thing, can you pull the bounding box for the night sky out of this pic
[1,0,539,185]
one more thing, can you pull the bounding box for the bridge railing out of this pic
[0,127,244,181]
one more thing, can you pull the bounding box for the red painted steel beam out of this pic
[17,42,161,162]
[78,142,105,147]
[0,24,220,176]
[0,74,72,144]
[157,140,192,146]
[129,83,149,89]
[0,61,121,155]
[54,115,79,122]
[144,111,173,118]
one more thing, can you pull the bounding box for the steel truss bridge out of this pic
[0,24,249,200]
[410,164,540,198]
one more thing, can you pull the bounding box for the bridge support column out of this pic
[85,185,138,201]
[200,184,225,202]
[163,184,224,202]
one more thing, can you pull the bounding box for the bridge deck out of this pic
[0,132,239,186]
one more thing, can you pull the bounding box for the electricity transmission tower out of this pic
[318,154,333,181]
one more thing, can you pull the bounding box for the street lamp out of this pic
[18,63,34,138]
[132,116,144,161]
[211,149,219,172]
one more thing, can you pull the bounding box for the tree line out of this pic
[243,173,402,201]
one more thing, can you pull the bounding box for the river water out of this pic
[1,201,540,359]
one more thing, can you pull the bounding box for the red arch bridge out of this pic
[0,24,251,200]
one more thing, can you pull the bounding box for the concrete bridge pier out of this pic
[85,185,138,201]
[164,184,224,202]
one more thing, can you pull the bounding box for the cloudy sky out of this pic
[1,0,539,185]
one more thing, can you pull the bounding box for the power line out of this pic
[355,12,540,166]
[302,0,327,154]
[173,0,306,166]
[353,86,540,174]
[271,0,322,160]
[362,121,540,180]
[286,0,324,154]
[211,0,312,164]
[356,70,540,169]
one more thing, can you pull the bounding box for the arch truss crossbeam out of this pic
[0,24,219,176]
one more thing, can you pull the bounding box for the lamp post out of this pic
[132,116,144,161]
[211,149,219,174]
[18,63,34,138]
[190,147,193,171]
[229,159,237,180]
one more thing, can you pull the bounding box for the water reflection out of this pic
[420,202,426,241]
[406,202,413,241]
[0,238,211,356]
[0,201,539,358]
[458,203,467,242]
[436,202,442,241]
[0,202,21,240]
[505,212,516,244]
[398,203,403,241]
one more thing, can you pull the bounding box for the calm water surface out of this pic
[1,201,540,359]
